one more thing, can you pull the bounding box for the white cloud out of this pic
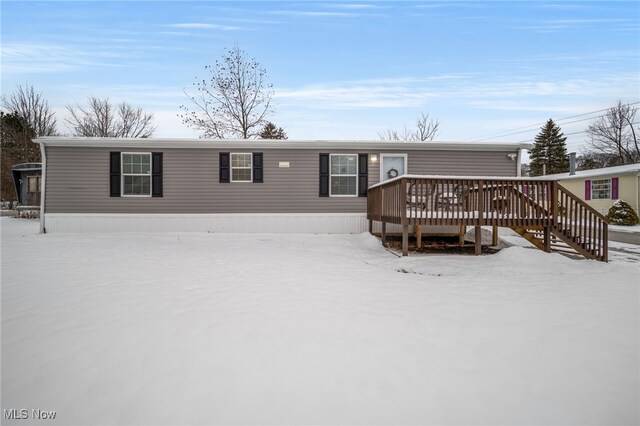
[274,73,638,110]
[0,43,135,73]
[166,23,242,31]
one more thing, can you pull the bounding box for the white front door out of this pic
[380,154,408,181]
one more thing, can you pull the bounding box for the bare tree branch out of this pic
[1,85,57,136]
[65,97,156,138]
[585,100,639,165]
[179,45,274,139]
[379,112,439,142]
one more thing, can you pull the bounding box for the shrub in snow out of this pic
[606,200,639,225]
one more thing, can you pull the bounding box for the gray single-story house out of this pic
[35,137,529,234]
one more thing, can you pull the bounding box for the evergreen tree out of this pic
[259,122,287,139]
[528,119,569,176]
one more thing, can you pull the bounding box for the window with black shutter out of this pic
[319,153,329,197]
[219,152,230,183]
[358,153,368,197]
[152,152,163,197]
[110,151,121,197]
[253,152,263,183]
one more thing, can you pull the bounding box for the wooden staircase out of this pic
[512,227,582,259]
[511,184,609,262]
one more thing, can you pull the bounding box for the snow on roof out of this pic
[368,174,553,189]
[543,163,640,180]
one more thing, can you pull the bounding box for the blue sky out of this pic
[1,1,638,152]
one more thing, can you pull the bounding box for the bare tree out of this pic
[585,100,639,165]
[1,111,40,200]
[179,45,274,139]
[1,84,57,136]
[65,97,156,138]
[379,113,439,141]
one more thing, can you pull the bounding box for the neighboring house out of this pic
[34,137,529,233]
[544,163,640,216]
[11,163,42,207]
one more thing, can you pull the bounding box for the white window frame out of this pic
[121,152,152,197]
[591,178,611,200]
[230,153,253,183]
[27,176,41,193]
[329,153,358,197]
[380,153,408,182]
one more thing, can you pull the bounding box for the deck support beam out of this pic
[368,219,373,234]
[543,226,551,253]
[381,222,386,244]
[402,224,409,256]
[492,225,499,246]
[415,225,422,249]
[474,226,482,255]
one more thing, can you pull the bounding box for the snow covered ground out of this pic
[609,223,640,233]
[1,217,638,425]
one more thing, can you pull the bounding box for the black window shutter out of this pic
[253,152,263,183]
[358,153,368,197]
[110,152,121,197]
[152,152,163,197]
[220,152,230,183]
[319,153,329,197]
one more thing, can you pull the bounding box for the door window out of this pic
[380,154,407,181]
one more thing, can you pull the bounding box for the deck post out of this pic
[603,223,608,262]
[478,180,484,227]
[415,225,422,249]
[551,181,558,228]
[459,225,465,246]
[543,226,551,252]
[492,225,499,246]
[400,178,409,256]
[474,226,482,255]
[402,224,409,256]
[368,219,373,234]
[381,222,387,244]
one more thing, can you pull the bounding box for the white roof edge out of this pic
[544,163,640,180]
[33,137,531,151]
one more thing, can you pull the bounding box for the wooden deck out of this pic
[366,176,608,261]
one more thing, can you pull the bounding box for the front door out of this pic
[380,154,408,182]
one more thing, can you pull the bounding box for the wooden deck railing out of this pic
[367,176,608,261]
[556,183,608,261]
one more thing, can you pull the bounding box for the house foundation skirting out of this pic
[43,213,460,235]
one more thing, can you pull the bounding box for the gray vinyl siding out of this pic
[44,146,516,214]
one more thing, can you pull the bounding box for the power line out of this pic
[515,121,640,144]
[474,101,640,142]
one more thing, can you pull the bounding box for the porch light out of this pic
[370,154,378,162]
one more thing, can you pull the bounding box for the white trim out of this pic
[121,152,152,197]
[516,148,522,177]
[43,213,461,235]
[329,153,358,197]
[34,137,532,151]
[379,153,408,182]
[230,152,253,183]
[39,143,47,234]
